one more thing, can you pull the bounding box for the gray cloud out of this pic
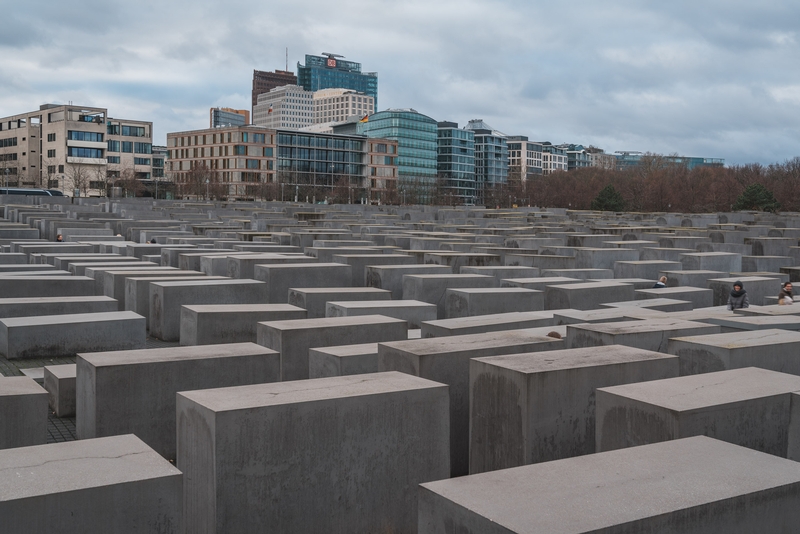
[0,0,798,164]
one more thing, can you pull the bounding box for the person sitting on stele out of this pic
[779,282,794,305]
[727,281,749,310]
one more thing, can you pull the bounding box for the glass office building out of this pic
[615,152,725,171]
[297,54,378,109]
[464,119,508,204]
[437,122,476,203]
[358,109,438,196]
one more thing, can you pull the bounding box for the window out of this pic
[47,149,56,158]
[67,147,103,158]
[121,125,146,137]
[152,158,164,168]
[89,181,105,189]
[233,145,246,155]
[107,156,120,164]
[107,140,120,152]
[0,153,18,161]
[107,124,120,135]
[58,165,64,173]
[47,165,56,174]
[47,133,56,142]
[122,142,133,153]
[134,157,150,165]
[0,137,17,148]
[48,179,59,188]
[134,142,152,154]
[263,147,273,157]
[253,133,265,144]
[246,159,259,169]
[67,131,103,142]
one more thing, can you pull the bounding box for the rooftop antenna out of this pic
[285,47,288,71]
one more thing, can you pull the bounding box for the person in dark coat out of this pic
[779,282,794,305]
[727,281,749,310]
[653,276,667,288]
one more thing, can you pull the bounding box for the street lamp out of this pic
[281,182,285,202]
[205,178,209,200]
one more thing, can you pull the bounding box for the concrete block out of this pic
[333,253,416,285]
[421,310,555,337]
[545,281,635,310]
[103,269,201,310]
[258,315,408,381]
[379,329,563,476]
[0,435,182,534]
[180,303,306,345]
[445,287,543,318]
[668,329,800,375]
[660,269,727,288]
[614,260,682,279]
[680,251,742,272]
[69,260,153,276]
[419,436,800,534]
[254,262,352,303]
[707,276,782,306]
[149,279,268,341]
[326,299,437,328]
[309,342,379,378]
[403,274,497,319]
[177,372,449,534]
[596,367,800,457]
[77,343,279,460]
[574,247,638,269]
[459,265,540,280]
[568,318,721,353]
[0,311,146,359]
[0,276,95,298]
[701,314,800,332]
[554,307,665,325]
[43,364,76,417]
[635,286,714,308]
[287,287,391,319]
[0,296,118,318]
[365,264,453,299]
[541,268,614,279]
[125,275,228,327]
[424,252,502,273]
[745,237,797,256]
[742,255,794,273]
[501,276,582,291]
[601,297,693,312]
[469,345,679,472]
[226,253,316,279]
[639,246,694,261]
[0,377,47,449]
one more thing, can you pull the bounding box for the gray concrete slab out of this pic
[0,276,95,298]
[333,253,416,286]
[554,307,666,325]
[0,435,182,534]
[43,364,76,417]
[635,286,714,308]
[180,303,306,345]
[596,367,800,457]
[568,318,721,353]
[445,287,543,318]
[419,436,800,534]
[500,276,582,291]
[546,281,635,310]
[326,299,436,328]
[0,377,47,450]
[258,314,408,381]
[707,276,782,306]
[77,342,280,460]
[379,329,564,476]
[365,264,454,299]
[124,275,228,327]
[701,314,800,332]
[287,286,391,319]
[0,296,118,318]
[403,274,497,319]
[254,262,352,303]
[177,372,449,534]
[309,342,379,378]
[601,297,692,312]
[470,345,679,472]
[667,328,800,375]
[421,310,555,337]
[680,251,743,272]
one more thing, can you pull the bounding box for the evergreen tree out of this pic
[591,184,626,211]
[732,184,780,212]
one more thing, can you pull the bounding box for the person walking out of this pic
[779,282,794,305]
[653,276,667,288]
[727,281,749,310]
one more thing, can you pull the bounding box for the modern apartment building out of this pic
[253,85,314,129]
[464,119,508,204]
[166,125,397,203]
[251,69,297,112]
[587,148,617,170]
[298,54,378,108]
[210,108,249,128]
[357,109,438,199]
[507,135,543,180]
[437,122,476,203]
[557,144,591,171]
[0,104,153,196]
[614,151,725,171]
[541,142,568,175]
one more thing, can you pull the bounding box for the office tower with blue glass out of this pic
[437,122,476,204]
[297,54,378,109]
[358,109,438,202]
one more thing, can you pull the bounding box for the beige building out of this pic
[313,88,373,124]
[0,104,154,196]
[252,85,314,130]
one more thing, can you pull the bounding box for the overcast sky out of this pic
[2,0,799,165]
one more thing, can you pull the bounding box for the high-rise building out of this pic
[313,88,374,125]
[210,108,249,128]
[358,109,437,200]
[437,122,476,204]
[297,54,378,109]
[251,69,297,112]
[0,103,153,196]
[507,136,543,180]
[464,119,508,204]
[253,85,314,130]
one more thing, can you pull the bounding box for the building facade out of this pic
[313,88,374,124]
[253,85,314,130]
[464,119,508,204]
[166,126,397,203]
[210,108,249,128]
[437,122,476,204]
[558,144,591,171]
[0,104,153,196]
[357,109,438,201]
[251,69,297,112]
[507,135,543,180]
[297,54,378,108]
[540,142,568,175]
[614,152,725,171]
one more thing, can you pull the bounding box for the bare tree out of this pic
[182,162,219,199]
[117,166,145,198]
[65,163,93,197]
